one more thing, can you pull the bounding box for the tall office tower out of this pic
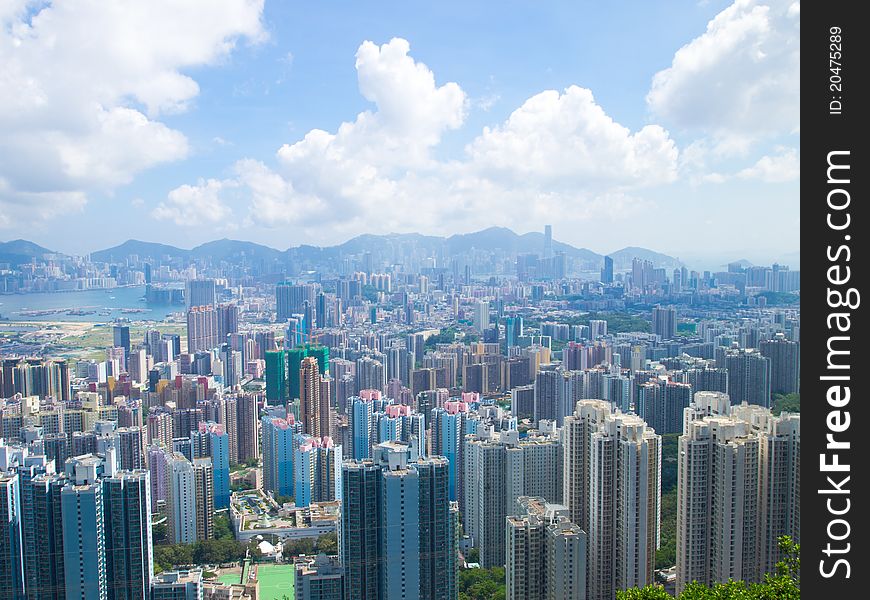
[165,452,197,544]
[235,394,260,464]
[463,428,563,568]
[760,334,800,394]
[683,366,729,395]
[589,319,607,339]
[192,458,214,541]
[474,301,490,332]
[356,356,386,395]
[115,426,147,471]
[186,305,218,354]
[635,379,693,435]
[586,412,660,600]
[261,417,295,498]
[151,570,203,600]
[600,255,614,284]
[543,224,554,258]
[349,394,375,460]
[0,473,25,599]
[60,460,107,600]
[506,497,587,600]
[293,436,342,508]
[277,282,317,321]
[103,470,153,600]
[652,305,677,340]
[294,554,344,600]
[190,423,230,509]
[341,442,457,600]
[723,348,771,407]
[112,325,131,357]
[300,357,329,438]
[186,279,217,308]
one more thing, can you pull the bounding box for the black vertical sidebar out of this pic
[802,2,867,597]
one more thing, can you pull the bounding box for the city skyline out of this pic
[1,0,799,261]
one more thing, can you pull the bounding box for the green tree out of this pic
[315,532,338,555]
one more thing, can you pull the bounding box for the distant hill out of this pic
[90,240,189,262]
[608,246,683,270]
[190,239,284,263]
[0,239,58,265]
[48,229,682,272]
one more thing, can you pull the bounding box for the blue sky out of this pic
[0,0,799,266]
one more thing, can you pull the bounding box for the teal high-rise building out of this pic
[265,350,286,404]
[286,347,307,402]
[61,478,107,600]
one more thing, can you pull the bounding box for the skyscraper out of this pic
[563,401,661,600]
[760,333,800,395]
[341,442,457,600]
[0,473,25,600]
[261,417,295,498]
[277,283,317,322]
[676,393,800,594]
[293,436,342,508]
[600,255,614,284]
[191,422,230,510]
[186,279,217,308]
[103,470,153,600]
[723,348,771,407]
[165,452,197,544]
[463,428,563,568]
[186,305,218,354]
[586,413,660,600]
[60,461,107,600]
[300,357,330,438]
[192,458,214,541]
[474,301,490,332]
[652,305,677,340]
[235,394,260,464]
[506,497,587,600]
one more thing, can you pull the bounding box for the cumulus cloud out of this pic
[467,86,678,188]
[170,38,678,240]
[738,148,799,182]
[647,0,799,138]
[0,0,265,228]
[152,179,235,225]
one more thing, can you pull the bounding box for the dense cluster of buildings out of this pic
[0,228,800,599]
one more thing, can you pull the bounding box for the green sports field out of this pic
[255,564,295,600]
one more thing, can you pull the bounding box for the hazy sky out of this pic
[0,0,799,265]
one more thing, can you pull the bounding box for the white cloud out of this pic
[0,0,265,228]
[181,39,677,241]
[738,148,799,182]
[647,0,799,138]
[153,179,235,225]
[467,86,678,188]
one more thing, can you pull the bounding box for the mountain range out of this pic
[4,227,691,270]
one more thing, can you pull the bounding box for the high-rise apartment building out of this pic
[760,334,800,395]
[463,428,563,568]
[652,305,677,340]
[506,497,587,600]
[341,442,458,600]
[723,348,771,407]
[261,417,296,498]
[300,357,330,438]
[676,392,800,594]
